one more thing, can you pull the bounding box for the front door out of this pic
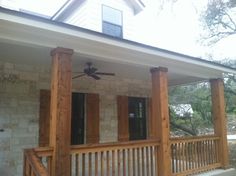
[128,97,147,140]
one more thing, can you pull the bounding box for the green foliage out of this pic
[169,59,236,136]
[201,0,236,45]
[169,82,213,136]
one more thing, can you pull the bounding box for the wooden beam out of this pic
[86,93,100,144]
[117,96,129,142]
[210,78,229,169]
[150,67,171,176]
[49,47,73,176]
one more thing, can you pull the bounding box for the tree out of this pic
[201,0,236,45]
[169,82,213,136]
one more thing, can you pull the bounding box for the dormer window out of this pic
[102,5,123,38]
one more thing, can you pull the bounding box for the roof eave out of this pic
[0,7,235,78]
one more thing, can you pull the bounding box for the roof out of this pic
[0,7,235,85]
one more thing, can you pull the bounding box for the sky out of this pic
[134,0,236,61]
[1,0,235,61]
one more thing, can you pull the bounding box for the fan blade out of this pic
[90,74,101,80]
[72,74,86,79]
[95,72,115,76]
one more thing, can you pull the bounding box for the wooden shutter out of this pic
[39,89,51,147]
[117,95,129,141]
[86,93,100,143]
[148,98,154,139]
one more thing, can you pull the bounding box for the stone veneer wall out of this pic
[0,61,152,176]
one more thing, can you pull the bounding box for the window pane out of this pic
[102,22,122,38]
[102,5,122,25]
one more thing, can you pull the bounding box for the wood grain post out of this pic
[150,67,171,176]
[49,47,73,176]
[210,78,229,169]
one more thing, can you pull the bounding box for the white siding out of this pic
[65,0,138,41]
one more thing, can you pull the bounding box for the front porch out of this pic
[22,48,229,176]
[1,9,234,175]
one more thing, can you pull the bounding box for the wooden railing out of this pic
[70,139,160,176]
[170,135,221,176]
[23,147,53,176]
[23,136,222,176]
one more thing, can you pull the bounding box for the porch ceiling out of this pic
[1,8,235,86]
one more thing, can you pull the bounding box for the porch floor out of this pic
[196,168,236,176]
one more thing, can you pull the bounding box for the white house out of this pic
[0,1,235,176]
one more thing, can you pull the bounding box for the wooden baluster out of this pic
[181,142,184,172]
[206,140,210,165]
[118,150,121,176]
[88,153,92,176]
[106,151,110,176]
[101,152,104,176]
[95,152,98,176]
[150,147,153,176]
[185,142,188,171]
[199,141,202,168]
[82,153,85,176]
[146,146,150,176]
[210,140,213,164]
[141,147,145,176]
[216,139,219,163]
[112,150,115,176]
[75,154,79,176]
[128,149,131,176]
[123,149,126,176]
[133,148,136,176]
[192,142,196,170]
[137,148,140,176]
[154,146,158,175]
[203,140,206,166]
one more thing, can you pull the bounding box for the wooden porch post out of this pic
[150,67,171,176]
[210,78,229,169]
[49,47,73,176]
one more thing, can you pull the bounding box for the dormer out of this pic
[52,0,145,39]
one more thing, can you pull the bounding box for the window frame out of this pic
[101,5,123,38]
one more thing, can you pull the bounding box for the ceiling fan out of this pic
[72,62,115,80]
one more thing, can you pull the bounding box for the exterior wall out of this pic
[0,60,151,176]
[66,0,137,40]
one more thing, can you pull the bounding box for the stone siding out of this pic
[0,61,151,176]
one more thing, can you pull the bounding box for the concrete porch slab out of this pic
[196,168,236,176]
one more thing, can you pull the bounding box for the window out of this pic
[71,93,85,145]
[128,97,147,140]
[102,5,123,38]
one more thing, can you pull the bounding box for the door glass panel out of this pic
[129,97,147,140]
[71,93,85,145]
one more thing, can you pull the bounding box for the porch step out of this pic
[196,168,236,176]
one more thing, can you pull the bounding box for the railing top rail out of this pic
[24,149,50,176]
[170,135,220,143]
[71,139,160,154]
[33,147,53,157]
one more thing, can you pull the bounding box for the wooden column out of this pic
[150,67,171,176]
[210,78,229,168]
[49,47,73,176]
